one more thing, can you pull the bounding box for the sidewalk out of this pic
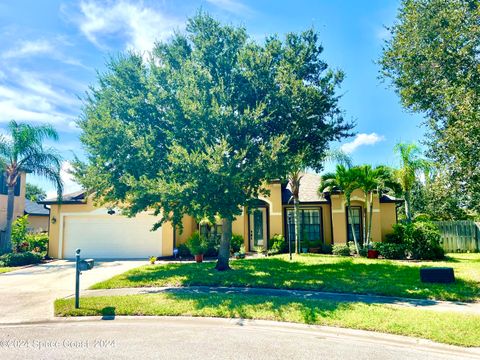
[78,286,480,314]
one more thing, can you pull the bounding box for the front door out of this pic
[249,208,267,251]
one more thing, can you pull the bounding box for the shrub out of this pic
[0,251,42,267]
[406,221,444,260]
[320,243,333,254]
[332,244,350,256]
[375,243,406,260]
[386,221,444,260]
[25,233,49,253]
[204,236,220,257]
[230,234,244,253]
[269,234,288,255]
[12,215,29,252]
[176,243,191,258]
[185,231,207,255]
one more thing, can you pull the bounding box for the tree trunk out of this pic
[3,186,15,253]
[404,191,412,222]
[347,200,360,254]
[367,192,374,247]
[215,218,232,271]
[293,196,301,254]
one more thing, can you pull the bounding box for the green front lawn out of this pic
[55,292,480,347]
[91,253,480,301]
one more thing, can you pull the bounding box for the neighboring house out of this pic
[24,199,50,233]
[43,173,402,259]
[0,172,27,231]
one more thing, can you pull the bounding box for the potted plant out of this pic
[367,243,380,259]
[234,245,246,259]
[149,256,156,264]
[185,232,207,263]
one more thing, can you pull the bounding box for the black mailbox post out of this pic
[75,249,94,309]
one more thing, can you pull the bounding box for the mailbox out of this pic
[79,259,94,271]
[74,249,95,309]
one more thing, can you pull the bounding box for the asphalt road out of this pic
[0,317,478,360]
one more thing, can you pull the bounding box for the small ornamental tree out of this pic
[75,13,350,270]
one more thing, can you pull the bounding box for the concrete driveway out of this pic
[0,260,144,324]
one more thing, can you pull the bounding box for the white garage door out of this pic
[63,214,162,259]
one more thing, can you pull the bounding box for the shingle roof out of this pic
[282,173,329,204]
[40,190,86,204]
[24,199,50,216]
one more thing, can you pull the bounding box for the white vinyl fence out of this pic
[434,221,480,252]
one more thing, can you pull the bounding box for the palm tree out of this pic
[287,150,351,255]
[394,143,430,222]
[0,121,63,253]
[356,165,397,248]
[319,165,361,254]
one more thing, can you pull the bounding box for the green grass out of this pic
[55,292,480,347]
[0,267,18,274]
[91,253,480,301]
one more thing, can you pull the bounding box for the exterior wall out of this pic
[330,189,395,244]
[380,203,397,241]
[0,172,27,230]
[47,183,399,258]
[27,215,49,233]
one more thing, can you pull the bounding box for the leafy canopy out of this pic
[380,0,480,214]
[75,12,350,229]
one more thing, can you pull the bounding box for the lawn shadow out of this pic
[120,255,480,302]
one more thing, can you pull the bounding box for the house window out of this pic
[285,208,323,243]
[0,173,21,196]
[347,206,362,244]
[199,223,222,240]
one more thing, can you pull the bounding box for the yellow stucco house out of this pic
[43,173,402,259]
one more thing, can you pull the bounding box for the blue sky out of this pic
[0,0,425,196]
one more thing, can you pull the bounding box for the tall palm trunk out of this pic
[347,198,360,254]
[404,191,412,222]
[367,192,374,247]
[293,196,300,254]
[215,217,232,271]
[4,185,15,253]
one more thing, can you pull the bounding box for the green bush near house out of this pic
[25,233,48,253]
[0,252,42,267]
[332,244,350,256]
[230,234,244,253]
[384,221,444,260]
[176,244,191,258]
[375,243,406,260]
[269,234,288,255]
[185,232,208,256]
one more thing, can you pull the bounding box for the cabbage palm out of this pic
[394,143,431,221]
[0,120,63,253]
[319,164,361,253]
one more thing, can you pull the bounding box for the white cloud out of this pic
[46,161,82,198]
[0,68,80,127]
[341,132,385,154]
[2,39,54,59]
[77,0,183,53]
[206,0,253,15]
[1,38,89,69]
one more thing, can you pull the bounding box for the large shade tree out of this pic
[0,120,63,253]
[75,13,351,270]
[380,0,480,214]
